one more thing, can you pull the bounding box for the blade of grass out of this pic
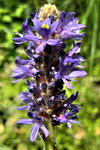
[89,2,99,73]
[81,0,95,25]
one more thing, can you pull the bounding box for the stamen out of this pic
[65,62,68,66]
[45,25,49,30]
[14,31,23,37]
[65,62,71,66]
[39,36,42,39]
[42,24,46,28]
[51,78,55,82]
[66,15,68,18]
[63,15,68,21]
[68,62,71,65]
[47,109,52,114]
[41,92,45,96]
[42,24,49,30]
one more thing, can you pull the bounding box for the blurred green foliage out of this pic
[0,0,100,150]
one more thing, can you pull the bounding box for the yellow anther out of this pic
[56,19,59,21]
[14,31,23,37]
[47,109,52,114]
[42,24,46,28]
[51,78,55,82]
[39,36,42,39]
[47,109,51,112]
[40,18,43,21]
[41,64,44,68]
[63,16,68,21]
[41,92,45,96]
[14,31,17,33]
[65,62,68,66]
[66,15,68,18]
[37,33,39,36]
[32,77,35,80]
[65,62,71,66]
[63,18,65,21]
[42,24,49,30]
[33,114,35,117]
[45,25,49,30]
[70,112,73,115]
[75,18,79,24]
[68,62,71,65]
[47,90,50,95]
[37,33,42,39]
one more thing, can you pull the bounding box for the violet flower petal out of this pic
[76,65,84,68]
[61,30,84,41]
[69,120,80,126]
[19,92,33,103]
[59,115,66,123]
[49,21,58,38]
[11,77,26,83]
[23,34,39,42]
[30,124,39,141]
[67,122,72,129]
[62,78,74,90]
[62,12,75,28]
[69,70,87,78]
[63,91,78,105]
[41,125,49,137]
[68,43,81,56]
[47,39,59,46]
[12,37,27,44]
[17,119,33,124]
[15,106,29,110]
[27,112,35,119]
[21,17,33,35]
[36,42,46,53]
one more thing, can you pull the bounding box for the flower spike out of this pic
[12,3,86,143]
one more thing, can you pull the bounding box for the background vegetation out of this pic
[0,0,100,149]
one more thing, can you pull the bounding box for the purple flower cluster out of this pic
[12,4,86,141]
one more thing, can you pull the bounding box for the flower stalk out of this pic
[44,121,56,150]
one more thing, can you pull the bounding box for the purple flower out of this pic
[11,56,34,82]
[17,112,49,141]
[16,92,40,111]
[57,11,85,41]
[59,109,80,129]
[12,18,38,44]
[60,30,84,41]
[50,91,81,126]
[25,17,59,53]
[54,91,79,114]
[55,44,87,89]
[56,92,80,129]
[12,16,59,53]
[62,91,81,111]
[21,17,35,34]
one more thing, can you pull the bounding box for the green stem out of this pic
[44,120,56,150]
[44,141,49,150]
